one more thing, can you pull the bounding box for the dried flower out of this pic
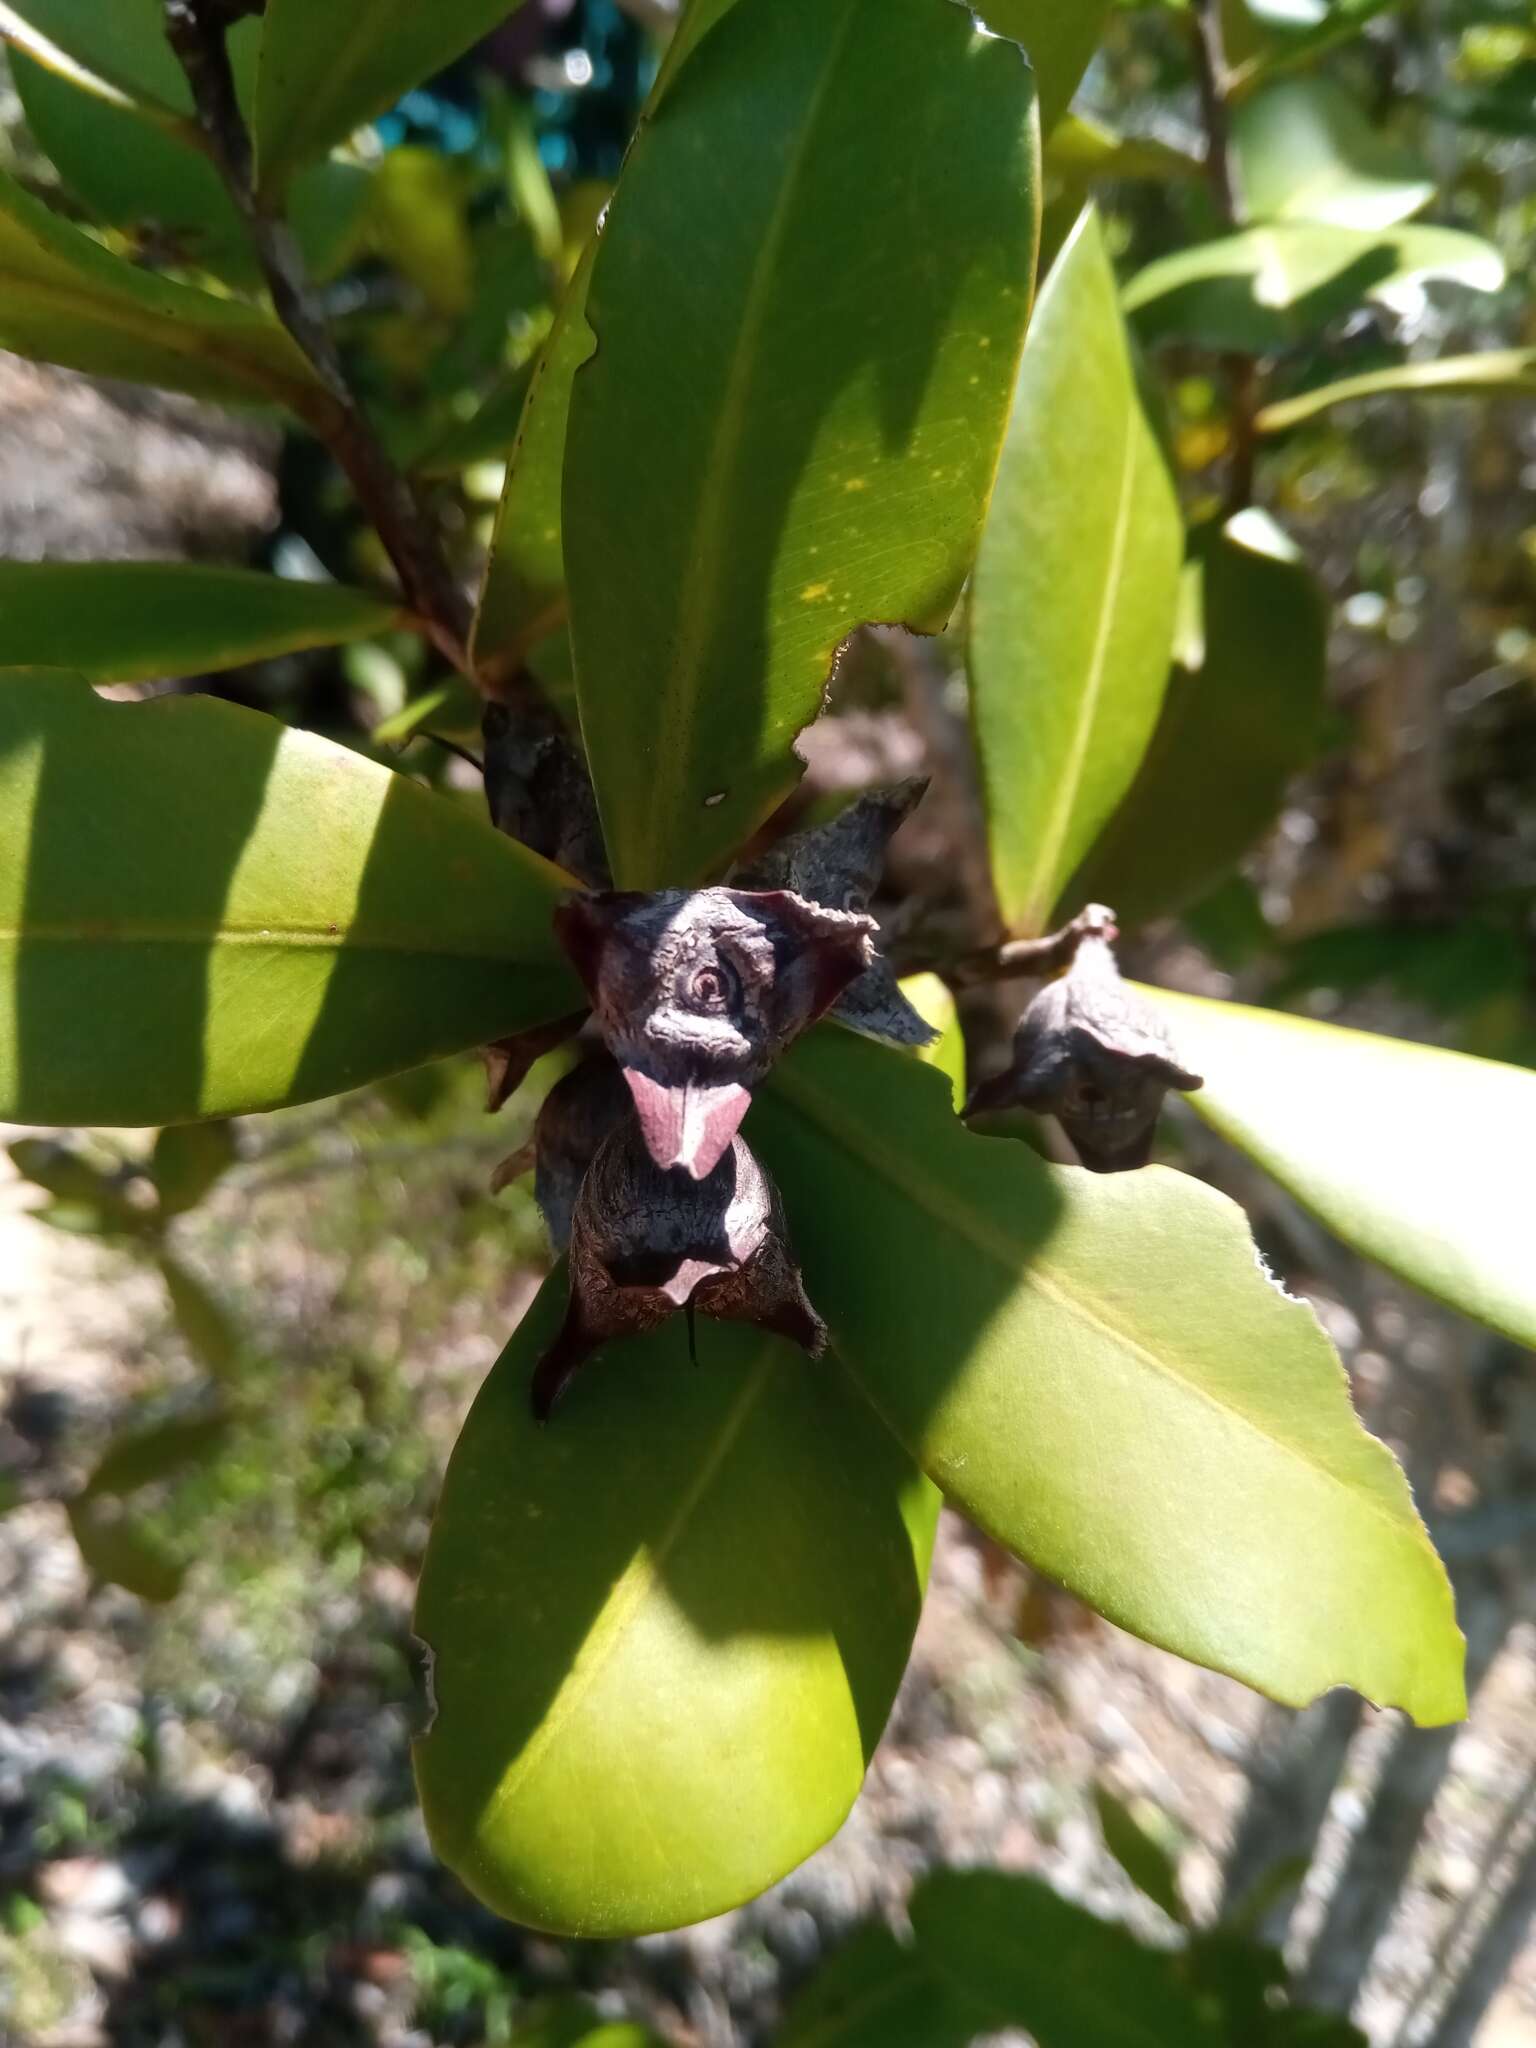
[532,1117,827,1419]
[965,910,1202,1172]
[733,780,935,1048]
[554,887,874,1179]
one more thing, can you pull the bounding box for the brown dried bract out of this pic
[965,910,1203,1172]
[733,780,935,1048]
[531,1119,827,1420]
[553,887,874,1180]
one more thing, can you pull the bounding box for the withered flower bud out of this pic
[733,780,936,1049]
[515,1051,631,1253]
[553,887,874,1181]
[531,1118,827,1420]
[964,910,1203,1173]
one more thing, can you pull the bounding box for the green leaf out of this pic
[1152,990,1536,1353]
[1124,222,1504,354]
[471,242,595,689]
[413,1279,938,1937]
[752,1027,1465,1723]
[0,565,399,682]
[1233,77,1433,229]
[969,207,1182,937]
[778,1922,991,2048]
[564,0,1040,886]
[902,973,965,1107]
[1047,112,1203,186]
[1258,348,1536,431]
[152,1122,237,1219]
[254,0,530,194]
[414,365,536,479]
[0,0,201,122]
[0,675,580,1124]
[0,165,333,419]
[1065,511,1329,929]
[911,1870,1222,2048]
[1093,1785,1187,1924]
[67,1497,184,1602]
[7,1136,148,1233]
[158,1254,241,1376]
[971,0,1112,135]
[80,1411,229,1501]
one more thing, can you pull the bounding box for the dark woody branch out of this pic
[912,904,1119,989]
[1189,0,1259,515]
[164,0,474,675]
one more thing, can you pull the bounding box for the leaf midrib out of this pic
[622,0,861,883]
[480,1348,777,1834]
[769,1057,1430,1553]
[0,920,552,962]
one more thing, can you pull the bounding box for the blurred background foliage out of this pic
[2,0,1536,2042]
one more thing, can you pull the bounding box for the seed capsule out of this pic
[554,887,873,1180]
[532,1119,827,1420]
[965,912,1203,1172]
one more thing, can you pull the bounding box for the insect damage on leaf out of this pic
[531,1116,826,1421]
[732,779,937,1049]
[965,907,1203,1171]
[553,887,875,1179]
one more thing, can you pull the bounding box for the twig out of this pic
[163,0,474,675]
[1189,0,1259,513]
[912,904,1117,988]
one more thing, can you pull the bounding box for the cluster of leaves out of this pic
[1,0,1534,1958]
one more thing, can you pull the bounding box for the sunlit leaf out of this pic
[0,564,399,682]
[752,1028,1465,1724]
[1154,990,1536,1353]
[414,1280,938,1937]
[913,1870,1221,2048]
[0,0,205,122]
[971,0,1112,134]
[254,0,531,193]
[1124,222,1504,353]
[0,165,333,419]
[564,0,1039,885]
[1234,77,1433,229]
[969,207,1181,937]
[0,675,580,1124]
[1066,511,1328,928]
[1258,348,1536,431]
[902,973,965,1107]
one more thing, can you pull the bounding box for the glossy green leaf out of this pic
[152,1122,238,1219]
[1066,511,1329,929]
[912,1870,1221,2048]
[778,1923,990,2048]
[0,675,580,1125]
[159,1254,241,1377]
[969,208,1181,937]
[971,0,1112,135]
[564,0,1039,886]
[0,166,332,419]
[413,1279,938,1937]
[471,242,595,690]
[1153,990,1536,1352]
[254,0,530,194]
[67,1497,183,1602]
[414,366,536,479]
[0,564,399,682]
[1047,113,1202,186]
[80,1412,229,1502]
[1124,222,1504,354]
[1258,348,1536,431]
[1093,1785,1187,1924]
[1234,78,1432,230]
[0,0,201,122]
[752,1028,1464,1724]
